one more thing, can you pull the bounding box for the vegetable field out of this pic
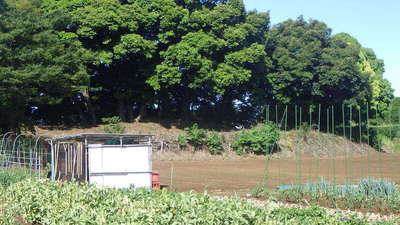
[0,177,394,225]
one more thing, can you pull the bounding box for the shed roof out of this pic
[47,133,154,142]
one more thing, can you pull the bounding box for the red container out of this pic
[152,172,160,190]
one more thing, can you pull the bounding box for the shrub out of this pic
[373,125,400,139]
[184,123,208,148]
[232,123,280,155]
[101,116,126,134]
[205,132,224,155]
[178,124,224,154]
[177,134,187,148]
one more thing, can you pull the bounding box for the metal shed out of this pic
[47,133,154,189]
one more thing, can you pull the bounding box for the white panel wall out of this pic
[90,174,151,189]
[88,144,152,189]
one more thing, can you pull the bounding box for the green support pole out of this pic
[295,105,298,130]
[367,103,370,177]
[332,106,335,135]
[349,105,353,182]
[318,104,321,132]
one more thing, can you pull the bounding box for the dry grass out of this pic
[36,121,375,160]
[152,150,266,161]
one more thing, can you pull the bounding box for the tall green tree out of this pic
[148,0,269,121]
[0,0,90,131]
[42,0,190,122]
[264,17,385,107]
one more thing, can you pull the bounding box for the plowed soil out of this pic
[154,152,400,195]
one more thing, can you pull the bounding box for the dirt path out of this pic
[154,152,400,194]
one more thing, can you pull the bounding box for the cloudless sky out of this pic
[244,0,399,97]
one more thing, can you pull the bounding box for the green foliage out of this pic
[0,168,33,187]
[101,116,122,124]
[0,179,376,225]
[101,116,125,134]
[205,132,224,155]
[271,206,349,224]
[370,125,400,151]
[358,178,397,197]
[177,134,187,148]
[277,178,400,214]
[250,183,271,198]
[373,125,400,139]
[232,123,280,155]
[0,0,90,131]
[184,123,208,148]
[178,124,224,154]
[298,123,312,141]
[0,0,395,132]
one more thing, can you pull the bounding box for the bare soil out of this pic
[37,121,398,196]
[154,152,400,195]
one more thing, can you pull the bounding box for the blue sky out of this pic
[244,0,399,97]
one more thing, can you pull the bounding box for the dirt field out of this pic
[154,152,400,195]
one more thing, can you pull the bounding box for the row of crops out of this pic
[0,169,397,225]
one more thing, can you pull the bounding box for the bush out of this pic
[101,116,126,134]
[232,123,280,155]
[184,123,208,148]
[178,124,224,154]
[373,125,400,139]
[206,132,224,155]
[177,134,187,148]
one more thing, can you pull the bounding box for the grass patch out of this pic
[0,167,35,187]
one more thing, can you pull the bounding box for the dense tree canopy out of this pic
[0,0,90,131]
[0,0,395,132]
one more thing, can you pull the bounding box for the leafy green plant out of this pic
[358,178,397,197]
[0,179,375,225]
[101,116,126,134]
[179,124,224,154]
[232,123,280,155]
[177,134,187,148]
[0,168,34,187]
[184,123,208,148]
[277,178,400,214]
[205,132,224,155]
[277,188,304,203]
[250,183,271,198]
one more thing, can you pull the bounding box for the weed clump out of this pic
[101,116,126,134]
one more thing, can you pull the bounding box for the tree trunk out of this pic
[127,102,133,122]
[81,89,96,125]
[180,90,190,121]
[117,97,127,122]
[135,103,147,122]
[74,98,88,126]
